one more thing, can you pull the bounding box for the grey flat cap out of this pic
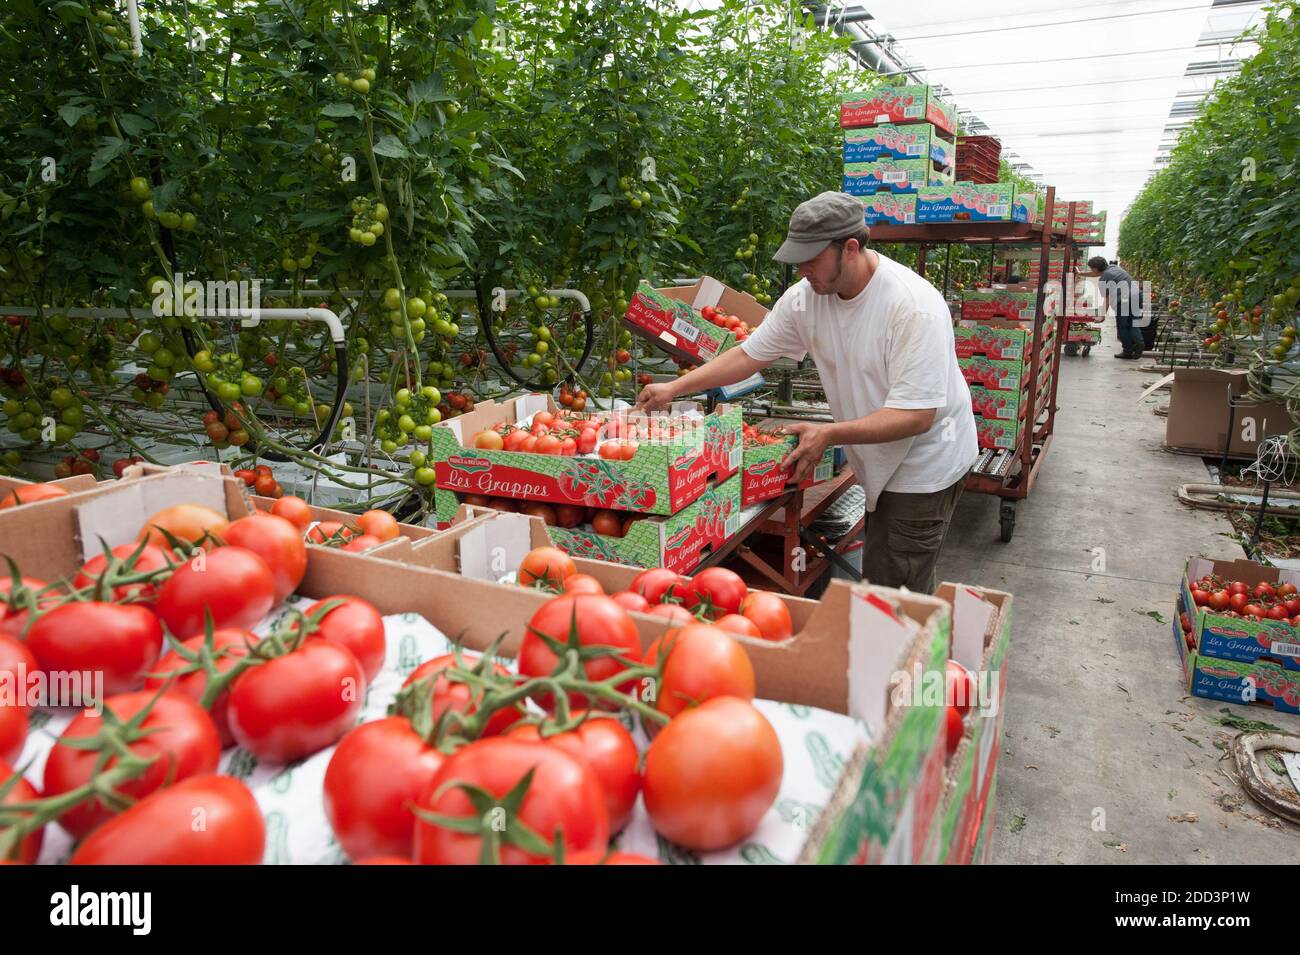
[773,191,867,264]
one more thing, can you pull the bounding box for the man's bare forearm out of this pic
[825,407,936,445]
[661,346,770,399]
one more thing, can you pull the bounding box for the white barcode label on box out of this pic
[671,316,701,343]
[905,144,924,157]
[725,513,741,538]
[903,212,916,223]
[729,445,742,471]
[874,114,891,125]
[883,171,908,183]
[904,105,923,119]
[987,204,1009,217]
[1019,308,1037,319]
[815,462,834,482]
[998,376,1016,389]
[1270,641,1300,657]
[1005,346,1023,360]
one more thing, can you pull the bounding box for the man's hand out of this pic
[635,380,677,413]
[781,421,832,483]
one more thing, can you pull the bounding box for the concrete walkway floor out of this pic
[936,319,1300,864]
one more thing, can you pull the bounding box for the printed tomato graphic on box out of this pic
[859,193,918,226]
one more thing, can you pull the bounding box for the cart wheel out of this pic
[1064,343,1078,356]
[999,502,1016,543]
[1082,345,1091,356]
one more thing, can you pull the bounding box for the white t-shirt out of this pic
[741,252,979,512]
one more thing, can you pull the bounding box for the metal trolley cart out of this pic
[868,189,1081,541]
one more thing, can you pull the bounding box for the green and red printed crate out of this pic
[1174,558,1300,714]
[621,277,768,366]
[961,289,1038,322]
[840,84,957,137]
[974,417,1019,452]
[915,183,1037,224]
[741,430,837,506]
[429,395,743,527]
[843,124,956,169]
[860,193,917,226]
[843,158,951,196]
[955,322,1054,364]
[547,472,742,576]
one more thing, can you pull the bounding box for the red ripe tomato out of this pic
[689,568,747,618]
[1254,582,1277,600]
[227,640,366,762]
[503,429,530,452]
[1229,593,1249,613]
[563,574,605,595]
[630,568,684,605]
[591,510,625,538]
[554,505,586,528]
[1267,606,1289,621]
[0,482,70,510]
[151,545,272,639]
[342,534,384,552]
[947,660,977,715]
[27,602,163,696]
[144,628,254,748]
[598,442,622,461]
[355,856,414,865]
[472,429,504,451]
[1243,604,1265,619]
[271,495,313,530]
[519,436,539,453]
[1228,581,1248,596]
[72,543,172,603]
[519,595,641,707]
[533,412,556,430]
[619,441,639,461]
[0,701,26,765]
[522,502,557,526]
[650,604,696,627]
[0,635,38,709]
[1190,588,1209,606]
[300,595,386,683]
[645,624,756,719]
[508,715,641,833]
[1208,589,1231,611]
[518,546,577,589]
[69,775,264,865]
[306,520,357,544]
[576,430,599,455]
[714,613,761,638]
[1278,582,1298,598]
[137,503,230,548]
[413,737,609,865]
[740,591,794,641]
[44,691,221,840]
[610,591,651,614]
[1284,598,1300,616]
[402,652,523,738]
[223,513,307,603]
[559,437,578,457]
[324,717,445,861]
[946,705,964,757]
[357,509,400,542]
[0,759,43,863]
[536,435,562,455]
[642,697,781,851]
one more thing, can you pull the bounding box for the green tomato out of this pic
[351,77,371,94]
[382,439,398,454]
[406,297,427,318]
[129,177,151,201]
[422,386,441,404]
[537,328,551,341]
[138,332,161,354]
[54,425,76,444]
[368,222,384,237]
[414,466,436,486]
[217,381,242,402]
[383,288,401,310]
[2,399,21,416]
[413,425,432,442]
[159,211,182,230]
[373,203,389,223]
[49,388,74,409]
[429,409,441,425]
[13,412,35,430]
[398,414,416,433]
[359,231,377,246]
[153,348,174,368]
[241,376,263,396]
[181,212,197,232]
[396,387,411,405]
[361,68,376,82]
[141,201,156,218]
[409,450,427,468]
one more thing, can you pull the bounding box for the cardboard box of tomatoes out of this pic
[1180,558,1300,677]
[961,289,1040,322]
[429,394,742,526]
[1174,610,1300,717]
[839,84,957,136]
[934,584,1012,865]
[916,183,1033,224]
[860,193,918,226]
[740,420,837,506]
[842,158,951,196]
[843,123,956,168]
[2,468,980,864]
[0,472,97,508]
[545,473,742,576]
[954,321,1054,364]
[621,277,768,366]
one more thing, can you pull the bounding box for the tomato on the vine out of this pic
[26,602,163,696]
[412,737,609,865]
[155,546,276,638]
[223,513,307,603]
[645,624,755,719]
[0,759,43,864]
[518,546,577,589]
[43,691,222,840]
[301,595,386,682]
[518,595,642,708]
[143,628,254,749]
[72,543,172,603]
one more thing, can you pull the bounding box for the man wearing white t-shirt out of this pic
[636,191,978,592]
